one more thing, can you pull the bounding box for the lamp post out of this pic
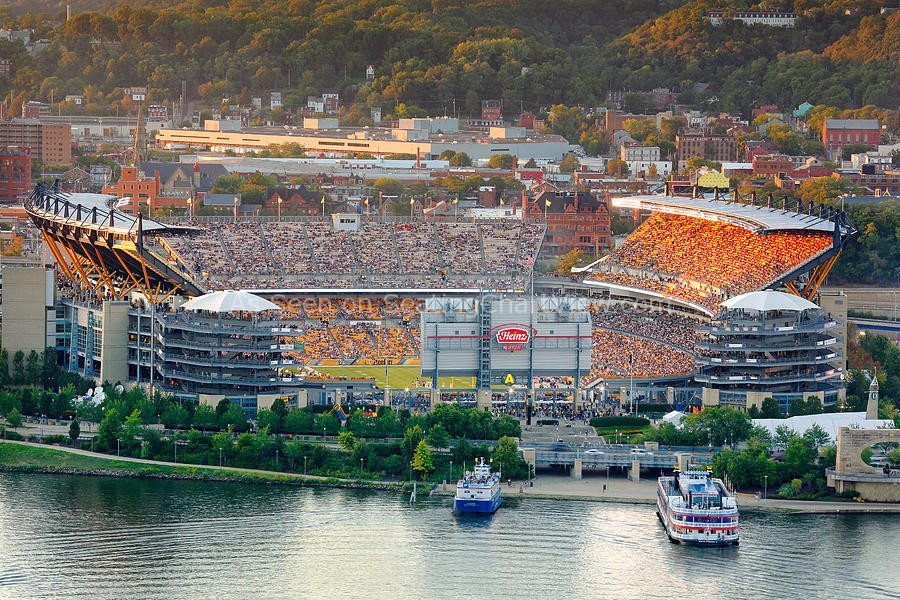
[323,426,327,446]
[277,197,283,221]
[764,474,768,500]
[450,459,453,483]
[174,439,187,464]
[116,437,120,457]
[360,457,364,473]
[219,446,223,467]
[233,195,239,221]
[304,455,308,474]
[275,449,280,470]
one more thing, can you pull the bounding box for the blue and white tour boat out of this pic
[453,458,502,514]
[657,468,739,546]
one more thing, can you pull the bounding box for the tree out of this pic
[12,350,25,385]
[411,439,433,479]
[559,153,580,173]
[547,104,584,143]
[555,248,586,275]
[452,437,475,464]
[338,431,358,452]
[221,403,248,431]
[492,436,520,476]
[448,152,472,167]
[6,407,22,429]
[760,397,781,419]
[486,154,514,169]
[783,436,813,480]
[426,424,450,450]
[192,404,218,432]
[606,158,628,177]
[802,424,831,453]
[96,408,123,452]
[401,424,425,459]
[270,398,287,432]
[68,419,81,444]
[162,402,190,429]
[773,425,797,450]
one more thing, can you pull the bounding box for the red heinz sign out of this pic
[495,327,531,351]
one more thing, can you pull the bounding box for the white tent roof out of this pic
[753,412,893,444]
[662,410,685,426]
[721,290,819,312]
[181,290,279,313]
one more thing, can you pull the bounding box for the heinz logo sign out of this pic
[496,327,530,351]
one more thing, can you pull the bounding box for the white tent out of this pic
[180,290,279,313]
[753,412,893,444]
[721,290,819,312]
[662,410,686,427]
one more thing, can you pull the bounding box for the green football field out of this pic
[313,365,476,390]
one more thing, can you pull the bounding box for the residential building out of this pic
[0,119,72,166]
[525,190,611,257]
[21,101,51,119]
[675,132,737,170]
[822,119,881,153]
[0,147,31,203]
[0,59,11,78]
[835,170,900,196]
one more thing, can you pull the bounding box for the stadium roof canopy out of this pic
[611,195,835,234]
[721,290,820,312]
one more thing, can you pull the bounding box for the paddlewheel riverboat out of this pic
[657,469,739,546]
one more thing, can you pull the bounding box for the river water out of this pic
[0,473,896,600]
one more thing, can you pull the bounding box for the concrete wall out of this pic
[99,301,130,384]
[2,267,53,355]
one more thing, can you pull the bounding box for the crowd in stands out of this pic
[586,330,696,382]
[587,303,704,356]
[587,213,832,310]
[153,219,543,290]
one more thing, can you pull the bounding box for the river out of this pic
[0,473,896,599]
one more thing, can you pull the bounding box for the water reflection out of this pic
[0,474,899,600]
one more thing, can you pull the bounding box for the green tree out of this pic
[96,408,123,452]
[547,104,584,143]
[492,436,521,477]
[802,424,831,453]
[426,423,450,449]
[161,402,190,429]
[401,424,425,459]
[221,403,248,431]
[6,407,22,429]
[192,404,218,432]
[760,397,781,419]
[68,418,81,444]
[452,438,475,464]
[12,350,25,385]
[338,430,358,452]
[783,436,813,480]
[411,439,433,479]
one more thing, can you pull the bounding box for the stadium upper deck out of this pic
[25,184,545,300]
[581,193,854,316]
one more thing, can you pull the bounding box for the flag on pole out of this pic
[410,198,415,205]
[320,195,326,204]
[364,197,369,206]
[451,197,458,205]
[545,199,552,207]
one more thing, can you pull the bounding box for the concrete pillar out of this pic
[430,388,440,406]
[574,388,583,410]
[100,301,130,384]
[476,389,492,411]
[675,452,692,473]
[522,448,536,472]
[629,459,641,482]
[571,458,582,480]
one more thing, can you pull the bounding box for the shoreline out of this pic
[5,441,900,514]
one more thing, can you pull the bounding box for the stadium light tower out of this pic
[277,196,282,221]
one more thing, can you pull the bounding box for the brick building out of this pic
[0,119,72,166]
[822,119,881,153]
[525,190,610,257]
[675,132,737,170]
[101,166,192,215]
[0,147,31,203]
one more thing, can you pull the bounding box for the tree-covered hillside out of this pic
[0,0,896,119]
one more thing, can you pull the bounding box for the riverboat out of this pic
[453,458,502,514]
[656,469,739,546]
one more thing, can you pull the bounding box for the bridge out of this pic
[521,440,714,474]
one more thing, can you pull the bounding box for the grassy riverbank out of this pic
[0,441,405,491]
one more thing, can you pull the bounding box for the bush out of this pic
[590,416,650,428]
[838,489,861,500]
[42,434,69,445]
[776,483,796,498]
[635,403,671,414]
[2,429,23,441]
[537,419,558,426]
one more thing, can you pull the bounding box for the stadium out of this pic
[15,182,853,416]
